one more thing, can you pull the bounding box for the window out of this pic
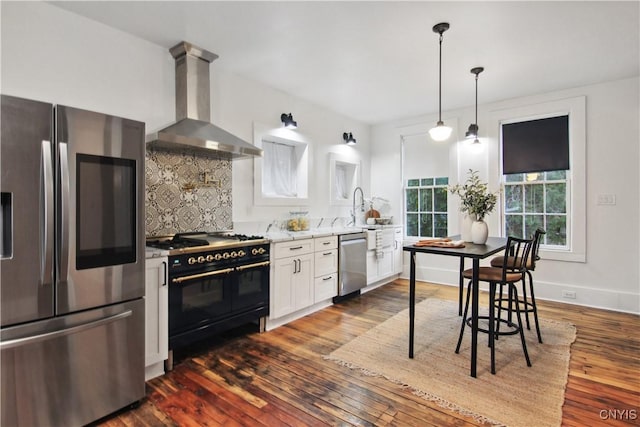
[501,113,570,250]
[503,171,568,248]
[406,177,448,238]
[253,123,309,206]
[262,140,297,197]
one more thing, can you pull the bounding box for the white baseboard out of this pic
[401,265,639,314]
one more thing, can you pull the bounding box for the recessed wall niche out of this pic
[329,153,360,206]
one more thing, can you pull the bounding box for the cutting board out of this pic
[365,208,380,219]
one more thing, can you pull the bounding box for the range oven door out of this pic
[168,267,233,338]
[233,260,270,312]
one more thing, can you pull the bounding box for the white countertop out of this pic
[145,247,169,259]
[265,226,398,243]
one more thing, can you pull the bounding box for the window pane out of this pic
[505,215,524,238]
[524,184,544,213]
[546,183,566,213]
[406,189,418,211]
[546,170,567,180]
[406,214,418,236]
[505,185,523,213]
[421,178,434,186]
[435,177,449,186]
[434,214,448,237]
[505,173,523,182]
[419,188,432,211]
[408,179,420,187]
[524,215,544,238]
[433,188,447,212]
[419,214,433,237]
[546,215,567,246]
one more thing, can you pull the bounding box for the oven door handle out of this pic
[171,267,235,284]
[236,260,271,271]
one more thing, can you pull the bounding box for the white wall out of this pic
[371,77,640,314]
[0,1,370,233]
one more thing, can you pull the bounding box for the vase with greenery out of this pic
[449,170,498,243]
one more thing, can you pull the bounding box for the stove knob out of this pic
[206,254,214,262]
[251,248,258,256]
[197,256,205,264]
[188,257,197,265]
[222,252,230,260]
[257,247,266,255]
[237,250,246,257]
[213,253,222,261]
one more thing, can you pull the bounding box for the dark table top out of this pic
[403,235,508,259]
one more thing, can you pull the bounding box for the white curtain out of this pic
[334,164,348,200]
[263,140,297,197]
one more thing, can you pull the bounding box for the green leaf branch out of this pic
[449,169,499,221]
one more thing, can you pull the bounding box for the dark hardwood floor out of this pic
[97,279,640,426]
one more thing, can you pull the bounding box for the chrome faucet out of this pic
[352,186,364,226]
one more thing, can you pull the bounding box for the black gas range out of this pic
[146,232,270,368]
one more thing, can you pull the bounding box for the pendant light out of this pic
[428,22,452,142]
[465,67,484,144]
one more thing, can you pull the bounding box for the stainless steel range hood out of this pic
[146,41,262,159]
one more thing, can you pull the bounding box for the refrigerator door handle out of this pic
[41,140,54,286]
[59,142,70,283]
[0,309,132,350]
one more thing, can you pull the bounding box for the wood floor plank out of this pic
[97,279,639,426]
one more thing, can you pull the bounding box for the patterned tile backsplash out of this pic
[145,148,233,236]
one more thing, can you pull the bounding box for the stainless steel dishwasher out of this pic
[337,232,367,298]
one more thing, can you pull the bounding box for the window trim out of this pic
[489,96,586,262]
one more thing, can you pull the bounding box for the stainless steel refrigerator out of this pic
[1,95,146,426]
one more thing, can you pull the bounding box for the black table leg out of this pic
[409,251,416,358]
[458,257,464,315]
[471,258,479,378]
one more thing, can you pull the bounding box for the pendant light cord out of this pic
[475,72,478,126]
[438,32,443,122]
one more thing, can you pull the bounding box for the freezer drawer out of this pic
[1,298,145,427]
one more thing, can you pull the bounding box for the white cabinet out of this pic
[145,256,168,381]
[271,239,314,319]
[270,235,338,326]
[393,226,403,274]
[313,236,338,302]
[367,227,402,284]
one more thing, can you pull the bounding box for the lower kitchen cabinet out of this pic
[145,256,168,381]
[313,236,338,302]
[269,235,338,328]
[393,226,403,274]
[367,226,403,284]
[271,239,315,319]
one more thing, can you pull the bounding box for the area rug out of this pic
[324,298,576,427]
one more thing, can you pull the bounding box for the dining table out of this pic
[403,235,508,378]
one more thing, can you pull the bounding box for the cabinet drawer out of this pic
[314,273,337,302]
[274,238,314,259]
[314,235,337,251]
[315,249,337,277]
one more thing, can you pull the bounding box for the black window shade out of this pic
[502,115,569,174]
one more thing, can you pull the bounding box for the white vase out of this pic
[471,219,489,245]
[461,213,475,242]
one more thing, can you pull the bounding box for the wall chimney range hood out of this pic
[146,41,262,159]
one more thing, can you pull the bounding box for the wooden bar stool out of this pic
[491,228,545,343]
[455,236,534,374]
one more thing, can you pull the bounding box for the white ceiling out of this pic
[51,1,639,125]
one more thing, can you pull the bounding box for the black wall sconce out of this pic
[280,113,297,129]
[343,132,356,145]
